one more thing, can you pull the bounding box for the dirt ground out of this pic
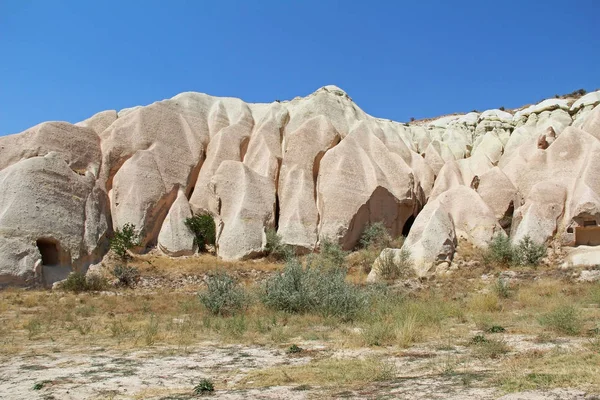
[1,252,600,399]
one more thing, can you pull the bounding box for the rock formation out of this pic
[1,86,600,285]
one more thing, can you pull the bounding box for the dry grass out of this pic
[2,253,600,395]
[498,349,600,393]
[238,357,396,388]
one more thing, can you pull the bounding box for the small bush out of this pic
[287,344,303,354]
[110,223,140,259]
[112,265,140,288]
[484,235,545,267]
[317,237,347,270]
[265,228,292,260]
[494,277,511,299]
[359,222,391,249]
[262,257,366,321]
[513,236,546,266]
[199,272,247,316]
[485,234,513,266]
[472,337,510,359]
[86,274,108,291]
[377,248,414,281]
[539,305,582,335]
[499,106,505,111]
[185,214,216,251]
[486,325,506,333]
[193,378,215,395]
[61,272,107,292]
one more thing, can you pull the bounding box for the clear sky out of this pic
[1,0,598,136]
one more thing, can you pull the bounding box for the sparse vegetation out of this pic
[2,249,600,396]
[61,271,107,292]
[494,277,512,299]
[539,305,582,335]
[513,236,546,266]
[359,222,391,249]
[112,265,140,288]
[185,214,216,251]
[376,248,414,281]
[261,257,366,321]
[314,237,347,271]
[110,223,140,259]
[193,378,215,395]
[264,228,292,260]
[484,234,546,267]
[199,272,247,316]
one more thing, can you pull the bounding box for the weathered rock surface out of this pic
[2,86,600,285]
[157,189,196,257]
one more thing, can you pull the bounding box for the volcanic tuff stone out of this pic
[1,86,600,285]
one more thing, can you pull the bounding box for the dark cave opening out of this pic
[36,238,60,266]
[402,215,415,236]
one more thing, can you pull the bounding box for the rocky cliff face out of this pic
[1,86,600,286]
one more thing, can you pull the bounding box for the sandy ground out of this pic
[1,337,595,400]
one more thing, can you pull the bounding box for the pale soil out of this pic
[0,337,595,399]
[2,252,600,399]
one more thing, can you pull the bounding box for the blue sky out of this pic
[0,0,598,136]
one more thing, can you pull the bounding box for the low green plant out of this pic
[514,236,546,266]
[261,257,366,321]
[484,234,513,265]
[61,272,107,292]
[33,380,51,390]
[318,237,347,270]
[359,222,392,249]
[470,334,488,344]
[193,378,215,395]
[473,338,510,359]
[486,325,506,333]
[484,235,546,267]
[112,265,140,288]
[287,344,303,354]
[110,223,140,259]
[494,277,511,299]
[185,214,216,251]
[264,228,292,260]
[539,305,582,335]
[376,248,414,281]
[60,272,88,292]
[199,272,247,316]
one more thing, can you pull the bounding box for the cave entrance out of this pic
[36,238,60,266]
[402,215,415,236]
[575,221,600,246]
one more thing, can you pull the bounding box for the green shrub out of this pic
[513,236,546,266]
[539,305,582,335]
[110,223,140,259]
[314,267,366,321]
[484,234,546,267]
[262,257,366,321]
[193,378,214,395]
[317,237,347,270]
[287,344,303,354]
[376,248,414,281]
[484,234,513,265]
[265,228,292,260]
[494,277,511,299]
[261,258,316,314]
[61,272,107,292]
[112,265,140,288]
[185,214,216,251]
[199,272,247,316]
[359,222,391,249]
[85,274,108,291]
